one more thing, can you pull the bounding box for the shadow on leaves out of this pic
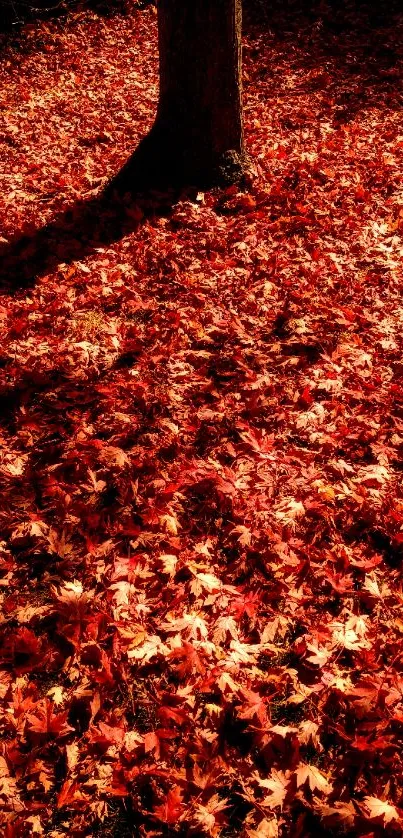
[0,128,185,295]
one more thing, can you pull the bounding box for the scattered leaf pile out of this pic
[1,1,403,835]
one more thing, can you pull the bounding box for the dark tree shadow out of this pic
[244,0,403,30]
[0,118,249,296]
[0,127,189,295]
[0,0,154,34]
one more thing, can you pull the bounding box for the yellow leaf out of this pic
[247,818,278,838]
[296,763,332,794]
[161,514,180,535]
[195,572,221,593]
[47,686,65,706]
[159,553,178,576]
[318,485,335,501]
[306,643,331,667]
[363,797,400,824]
[259,769,290,810]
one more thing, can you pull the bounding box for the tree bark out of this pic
[154,0,245,186]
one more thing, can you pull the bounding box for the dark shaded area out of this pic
[220,708,254,756]
[0,0,154,32]
[245,0,403,28]
[0,128,187,295]
[2,0,402,32]
[243,0,403,124]
[346,521,403,569]
[0,116,250,295]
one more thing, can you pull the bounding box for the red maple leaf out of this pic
[26,699,74,740]
[153,786,184,825]
[169,642,206,677]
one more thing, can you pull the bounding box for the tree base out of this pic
[104,123,248,197]
[213,149,246,187]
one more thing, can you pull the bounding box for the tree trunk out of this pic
[154,0,245,186]
[105,0,245,195]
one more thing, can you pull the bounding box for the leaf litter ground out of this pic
[1,1,403,835]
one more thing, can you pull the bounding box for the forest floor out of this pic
[1,1,403,836]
